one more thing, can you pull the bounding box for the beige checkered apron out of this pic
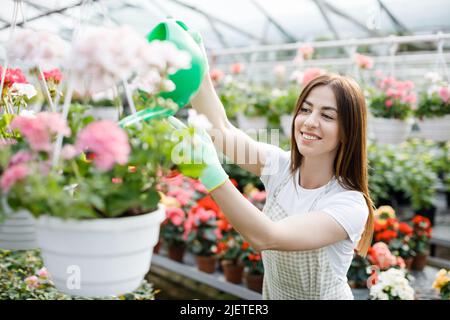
[261,174,354,300]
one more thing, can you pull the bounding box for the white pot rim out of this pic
[35,204,165,232]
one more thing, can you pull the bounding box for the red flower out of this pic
[217,218,232,232]
[241,241,250,251]
[41,68,63,84]
[399,222,413,236]
[249,253,261,261]
[0,66,28,88]
[197,195,221,214]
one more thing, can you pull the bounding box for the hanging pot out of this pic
[417,115,450,141]
[236,112,268,131]
[0,209,38,251]
[35,205,165,297]
[371,117,413,144]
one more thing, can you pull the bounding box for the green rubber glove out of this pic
[168,116,228,192]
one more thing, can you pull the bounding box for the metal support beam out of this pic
[377,0,410,34]
[322,0,381,37]
[0,0,99,31]
[313,0,341,40]
[167,0,264,42]
[250,0,297,43]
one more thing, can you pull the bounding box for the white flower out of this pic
[369,268,415,300]
[424,72,442,84]
[187,109,213,131]
[67,26,144,94]
[271,89,284,98]
[7,29,68,69]
[19,109,36,117]
[273,65,286,77]
[289,70,304,85]
[10,83,37,99]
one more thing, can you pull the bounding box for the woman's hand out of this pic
[168,116,228,192]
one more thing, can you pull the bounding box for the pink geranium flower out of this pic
[0,66,28,88]
[355,53,374,69]
[298,44,314,60]
[251,191,267,202]
[37,267,49,279]
[230,63,244,74]
[210,69,224,83]
[0,163,28,192]
[438,86,450,103]
[302,68,324,87]
[166,207,185,226]
[10,112,71,152]
[41,68,63,84]
[24,275,39,288]
[196,207,216,223]
[76,121,130,172]
[167,188,193,206]
[9,151,33,166]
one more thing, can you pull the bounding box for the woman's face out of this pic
[293,85,340,159]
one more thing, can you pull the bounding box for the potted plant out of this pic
[0,66,39,251]
[347,253,371,289]
[410,215,432,271]
[184,197,223,274]
[369,268,415,300]
[235,83,272,131]
[217,230,247,284]
[0,108,186,296]
[241,246,264,293]
[389,222,415,270]
[368,76,416,144]
[160,206,188,263]
[368,242,405,272]
[243,184,267,211]
[271,85,300,137]
[0,249,155,300]
[415,75,450,141]
[432,269,450,300]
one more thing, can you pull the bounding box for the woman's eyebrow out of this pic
[304,100,337,111]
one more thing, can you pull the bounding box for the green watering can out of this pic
[118,19,207,127]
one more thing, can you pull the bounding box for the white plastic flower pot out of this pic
[280,114,293,137]
[371,117,413,144]
[35,205,165,297]
[417,115,450,142]
[236,112,268,131]
[0,209,38,251]
[85,107,119,121]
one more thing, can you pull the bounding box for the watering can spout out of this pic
[119,19,207,127]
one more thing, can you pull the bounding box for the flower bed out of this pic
[0,249,155,300]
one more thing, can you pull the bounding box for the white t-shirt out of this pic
[260,147,369,282]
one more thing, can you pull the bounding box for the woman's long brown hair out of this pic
[289,74,374,256]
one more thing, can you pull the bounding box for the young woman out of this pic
[173,72,374,300]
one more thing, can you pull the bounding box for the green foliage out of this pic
[368,90,412,120]
[1,106,203,221]
[416,91,450,118]
[186,218,220,257]
[347,254,371,289]
[0,249,155,300]
[240,246,264,276]
[367,140,440,210]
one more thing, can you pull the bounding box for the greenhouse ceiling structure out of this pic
[0,0,449,82]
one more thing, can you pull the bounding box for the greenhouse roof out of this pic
[0,0,449,51]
